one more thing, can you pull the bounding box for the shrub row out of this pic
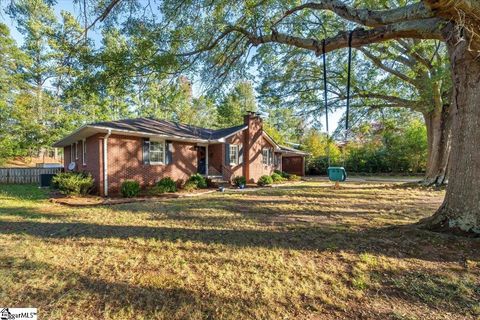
[51,172,211,197]
[232,170,300,187]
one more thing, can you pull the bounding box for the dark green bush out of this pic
[183,181,197,192]
[270,172,285,183]
[120,180,140,198]
[233,176,246,187]
[156,177,177,193]
[187,173,207,189]
[274,169,291,179]
[257,175,273,186]
[52,172,94,195]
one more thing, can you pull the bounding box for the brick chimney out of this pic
[243,112,263,182]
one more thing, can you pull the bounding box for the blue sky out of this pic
[1,1,342,134]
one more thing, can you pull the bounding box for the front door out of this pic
[197,146,206,175]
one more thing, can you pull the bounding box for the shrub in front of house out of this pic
[274,170,291,179]
[52,172,94,195]
[206,178,218,188]
[233,176,246,187]
[187,173,207,189]
[156,177,177,193]
[270,172,285,183]
[257,175,273,186]
[288,174,301,181]
[183,180,198,192]
[120,180,141,198]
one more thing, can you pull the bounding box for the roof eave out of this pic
[53,125,218,148]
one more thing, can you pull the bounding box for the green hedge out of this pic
[121,180,140,198]
[52,172,94,195]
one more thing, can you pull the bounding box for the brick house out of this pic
[53,112,307,196]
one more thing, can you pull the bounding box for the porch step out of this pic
[206,175,230,186]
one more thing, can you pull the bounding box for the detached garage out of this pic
[279,146,309,176]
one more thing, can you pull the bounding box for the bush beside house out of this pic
[121,180,141,198]
[52,172,94,195]
[257,175,273,186]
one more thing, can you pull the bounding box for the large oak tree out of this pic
[86,0,480,233]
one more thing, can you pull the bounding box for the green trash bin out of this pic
[327,167,347,182]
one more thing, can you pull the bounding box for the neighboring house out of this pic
[53,112,307,196]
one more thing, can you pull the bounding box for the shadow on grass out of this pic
[1,218,479,264]
[1,256,268,319]
[370,268,480,316]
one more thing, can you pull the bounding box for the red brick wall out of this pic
[222,115,275,183]
[208,143,223,175]
[106,134,198,195]
[63,134,103,193]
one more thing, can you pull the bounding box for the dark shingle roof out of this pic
[90,118,246,140]
[279,145,310,155]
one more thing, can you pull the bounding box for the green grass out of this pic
[0,182,479,319]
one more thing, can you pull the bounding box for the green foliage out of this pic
[120,180,141,198]
[307,117,428,175]
[187,173,207,189]
[302,129,341,160]
[271,172,285,183]
[257,175,273,186]
[52,172,94,195]
[287,174,301,181]
[183,181,198,192]
[156,177,177,193]
[217,81,257,128]
[233,176,247,187]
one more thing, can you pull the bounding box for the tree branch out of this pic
[353,93,420,107]
[359,47,419,86]
[232,18,443,56]
[273,1,435,28]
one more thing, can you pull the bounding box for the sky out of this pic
[1,0,343,134]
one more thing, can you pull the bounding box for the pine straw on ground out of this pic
[0,182,478,319]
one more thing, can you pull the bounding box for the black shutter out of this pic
[143,138,150,164]
[166,141,173,164]
[225,143,230,165]
[239,144,243,164]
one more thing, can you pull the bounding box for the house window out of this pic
[75,142,78,160]
[262,148,273,165]
[82,139,87,165]
[150,140,165,164]
[229,145,239,165]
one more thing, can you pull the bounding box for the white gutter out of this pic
[103,129,111,197]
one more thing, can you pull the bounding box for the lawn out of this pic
[0,182,479,319]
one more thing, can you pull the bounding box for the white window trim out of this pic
[149,139,166,165]
[82,138,87,166]
[262,148,274,166]
[229,144,239,166]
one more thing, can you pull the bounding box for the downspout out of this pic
[103,129,111,197]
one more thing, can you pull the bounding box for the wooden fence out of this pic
[0,167,63,184]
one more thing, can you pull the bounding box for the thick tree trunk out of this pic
[422,103,451,186]
[424,28,480,233]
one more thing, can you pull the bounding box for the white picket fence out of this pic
[0,167,62,184]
